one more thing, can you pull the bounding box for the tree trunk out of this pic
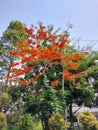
[45,121,50,130]
[42,121,44,130]
[42,121,50,130]
[62,67,65,90]
[68,103,74,130]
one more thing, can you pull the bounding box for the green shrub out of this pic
[34,121,42,130]
[77,110,98,130]
[18,113,34,130]
[48,113,67,130]
[0,112,7,130]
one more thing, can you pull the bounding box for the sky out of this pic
[0,0,98,50]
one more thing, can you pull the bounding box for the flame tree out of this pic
[6,22,91,130]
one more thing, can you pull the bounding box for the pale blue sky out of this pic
[0,0,98,50]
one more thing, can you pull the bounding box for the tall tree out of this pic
[0,20,27,112]
[7,22,91,130]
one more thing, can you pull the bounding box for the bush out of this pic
[18,113,34,130]
[34,121,42,130]
[77,110,98,130]
[48,113,67,130]
[0,112,7,130]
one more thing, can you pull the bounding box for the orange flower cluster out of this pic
[76,84,81,89]
[68,62,80,70]
[51,80,58,86]
[64,70,84,82]
[34,73,42,78]
[7,23,88,86]
[19,77,35,86]
[8,66,33,78]
[11,62,19,67]
[20,80,29,86]
[38,46,61,62]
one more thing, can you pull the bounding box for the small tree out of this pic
[77,110,98,130]
[0,112,7,130]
